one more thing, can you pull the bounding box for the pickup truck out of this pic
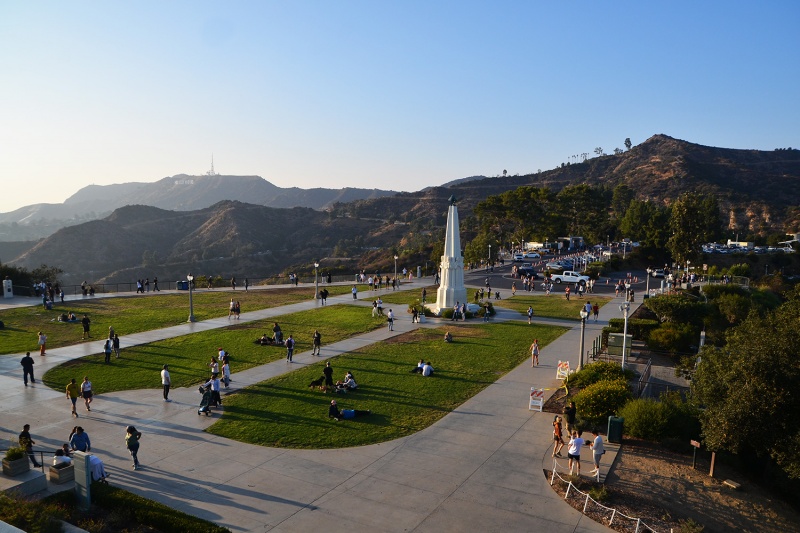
[550,271,590,286]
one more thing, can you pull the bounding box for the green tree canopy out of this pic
[667,193,722,264]
[691,287,800,478]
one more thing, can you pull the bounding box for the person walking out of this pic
[20,351,35,385]
[103,338,113,364]
[161,365,171,401]
[222,359,231,388]
[387,309,394,331]
[527,306,533,324]
[592,303,599,322]
[244,278,249,291]
[81,314,91,339]
[69,426,91,452]
[552,416,565,458]
[37,331,47,356]
[351,285,358,300]
[312,330,322,356]
[125,426,142,470]
[530,339,540,367]
[81,376,93,411]
[153,277,160,291]
[113,333,121,358]
[286,335,295,362]
[66,378,80,417]
[19,424,42,468]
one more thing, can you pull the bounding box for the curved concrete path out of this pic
[0,281,621,532]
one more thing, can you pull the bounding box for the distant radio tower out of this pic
[206,155,219,176]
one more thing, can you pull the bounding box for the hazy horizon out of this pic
[1,1,798,213]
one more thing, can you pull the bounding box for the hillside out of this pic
[10,202,406,284]
[0,174,396,241]
[331,134,800,233]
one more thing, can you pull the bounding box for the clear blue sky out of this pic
[1,1,797,213]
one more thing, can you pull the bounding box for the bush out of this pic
[647,323,698,353]
[570,361,634,389]
[588,485,610,503]
[4,446,25,460]
[0,491,66,533]
[607,318,659,341]
[618,399,669,440]
[573,379,631,425]
[645,293,707,325]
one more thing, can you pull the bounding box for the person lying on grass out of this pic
[328,399,370,421]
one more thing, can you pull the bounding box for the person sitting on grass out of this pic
[421,361,434,377]
[258,334,270,345]
[328,399,370,421]
[410,359,425,373]
[336,372,357,392]
[444,331,453,343]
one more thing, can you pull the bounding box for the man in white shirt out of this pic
[589,429,605,476]
[204,374,222,406]
[161,365,171,402]
[422,362,434,377]
[387,309,394,331]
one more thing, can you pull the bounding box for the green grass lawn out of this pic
[42,305,385,394]
[494,293,612,320]
[0,285,351,356]
[207,321,568,448]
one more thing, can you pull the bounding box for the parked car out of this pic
[545,262,566,271]
[513,253,524,262]
[523,252,541,259]
[650,268,666,278]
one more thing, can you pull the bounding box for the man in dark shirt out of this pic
[19,424,41,467]
[20,351,35,385]
[81,314,91,339]
[564,401,577,435]
[323,361,334,389]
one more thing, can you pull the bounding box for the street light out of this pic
[394,255,398,288]
[619,302,630,370]
[578,308,589,370]
[314,261,320,300]
[488,244,491,271]
[187,273,195,323]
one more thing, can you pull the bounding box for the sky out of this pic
[0,1,798,213]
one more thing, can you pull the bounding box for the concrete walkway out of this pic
[0,281,624,532]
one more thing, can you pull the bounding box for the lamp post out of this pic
[394,255,398,287]
[314,261,319,300]
[578,308,589,370]
[488,244,491,271]
[187,274,195,323]
[619,302,630,370]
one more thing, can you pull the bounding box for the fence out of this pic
[636,359,653,398]
[549,458,661,533]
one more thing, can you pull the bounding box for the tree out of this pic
[624,138,632,150]
[611,184,635,219]
[594,147,604,156]
[667,193,722,264]
[553,185,610,244]
[613,148,623,155]
[691,288,800,478]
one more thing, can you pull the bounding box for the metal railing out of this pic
[1,449,46,473]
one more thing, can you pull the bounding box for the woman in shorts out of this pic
[567,430,585,476]
[81,376,93,411]
[552,416,564,457]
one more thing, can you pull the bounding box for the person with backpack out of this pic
[286,335,295,362]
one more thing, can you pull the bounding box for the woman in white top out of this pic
[567,431,585,476]
[81,376,93,411]
[53,448,72,466]
[589,429,605,475]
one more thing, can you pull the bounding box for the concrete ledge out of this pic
[0,469,47,497]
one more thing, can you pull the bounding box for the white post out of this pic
[619,302,630,370]
[579,309,589,370]
[187,274,195,322]
[314,262,319,300]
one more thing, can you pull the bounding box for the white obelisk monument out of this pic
[435,196,467,314]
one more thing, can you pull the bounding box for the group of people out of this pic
[550,402,605,476]
[410,359,434,376]
[19,422,142,476]
[228,299,242,319]
[135,278,160,293]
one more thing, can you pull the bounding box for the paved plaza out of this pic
[0,279,624,532]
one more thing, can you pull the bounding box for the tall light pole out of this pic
[578,308,589,370]
[394,255,398,287]
[314,261,319,300]
[187,273,195,323]
[619,302,630,370]
[488,244,491,271]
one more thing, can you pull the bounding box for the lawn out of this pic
[207,321,568,448]
[494,293,612,321]
[0,285,351,356]
[42,305,385,394]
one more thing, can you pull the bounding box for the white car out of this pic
[550,271,590,286]
[523,252,541,259]
[513,253,524,262]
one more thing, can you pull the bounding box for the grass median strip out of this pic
[0,285,351,355]
[42,305,385,394]
[207,321,568,449]
[494,293,612,320]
